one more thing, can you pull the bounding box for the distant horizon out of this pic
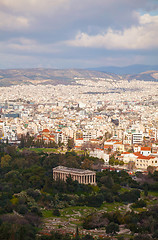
[0,64,158,75]
[0,63,158,70]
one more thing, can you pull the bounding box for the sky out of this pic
[0,0,158,69]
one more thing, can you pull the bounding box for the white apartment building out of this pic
[132,132,143,144]
[89,148,109,164]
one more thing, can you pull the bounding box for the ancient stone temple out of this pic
[53,166,96,185]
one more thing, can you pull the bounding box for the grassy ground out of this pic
[22,148,59,153]
[148,191,158,197]
[74,150,85,155]
[42,201,125,221]
[41,202,131,239]
[42,210,54,218]
[41,194,158,239]
[119,187,130,194]
[19,148,85,154]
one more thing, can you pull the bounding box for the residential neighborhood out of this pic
[0,77,157,172]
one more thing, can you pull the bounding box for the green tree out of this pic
[132,199,146,208]
[81,158,93,170]
[1,154,11,168]
[147,166,155,174]
[19,134,25,148]
[119,160,124,166]
[82,235,94,240]
[53,209,60,217]
[153,230,158,239]
[127,161,135,170]
[109,155,115,165]
[75,226,80,240]
[106,222,119,235]
[144,185,148,197]
[67,138,74,150]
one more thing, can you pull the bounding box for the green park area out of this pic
[0,144,158,240]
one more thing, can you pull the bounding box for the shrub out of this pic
[132,199,146,208]
[53,209,60,217]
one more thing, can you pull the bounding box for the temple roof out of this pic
[53,165,95,174]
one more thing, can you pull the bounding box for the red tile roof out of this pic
[96,148,103,151]
[104,145,113,149]
[137,155,155,160]
[141,147,151,151]
[134,152,155,160]
[43,129,50,133]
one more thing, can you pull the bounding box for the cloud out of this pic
[0,11,29,31]
[0,37,62,55]
[0,0,71,33]
[0,0,70,15]
[0,0,154,34]
[67,13,158,50]
[0,0,158,68]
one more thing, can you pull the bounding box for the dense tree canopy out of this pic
[1,142,158,239]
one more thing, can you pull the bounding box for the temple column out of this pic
[94,174,96,184]
[82,176,84,184]
[85,175,87,184]
[79,176,81,184]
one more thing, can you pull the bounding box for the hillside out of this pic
[0,68,157,87]
[89,64,158,75]
[126,70,158,82]
[0,68,120,87]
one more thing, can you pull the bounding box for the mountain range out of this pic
[88,64,158,75]
[0,66,157,87]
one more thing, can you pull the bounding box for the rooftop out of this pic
[141,147,151,151]
[53,166,95,174]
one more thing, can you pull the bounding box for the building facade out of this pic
[53,166,96,185]
[89,148,109,164]
[132,132,143,144]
